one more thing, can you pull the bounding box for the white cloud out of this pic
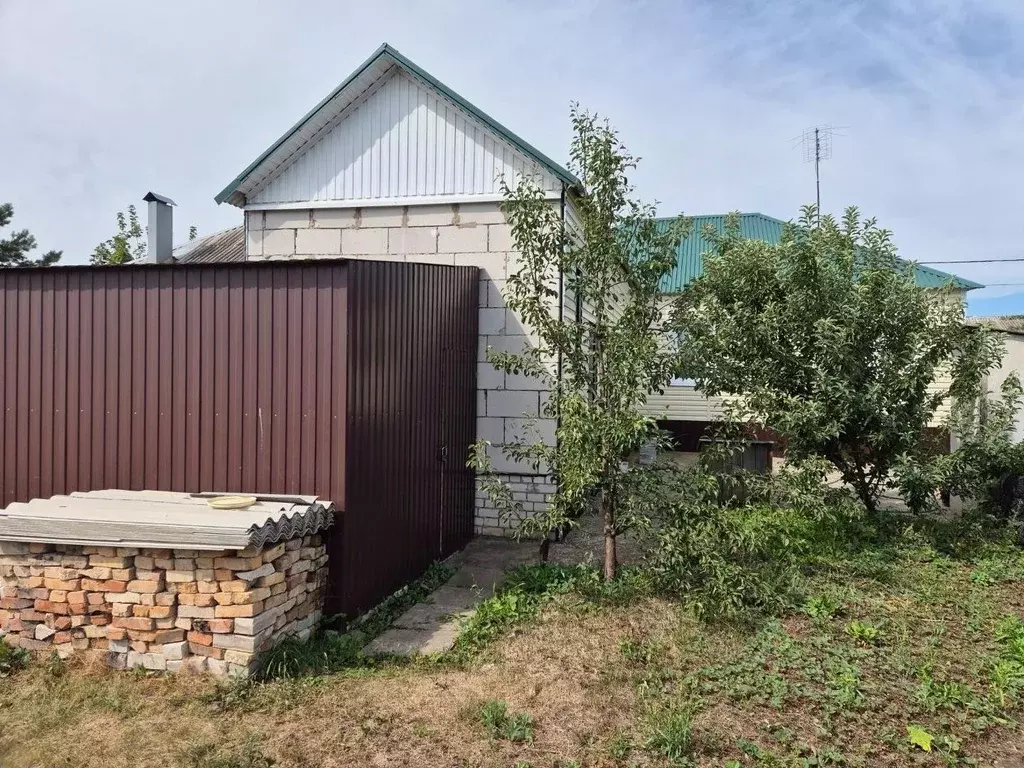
[1,0,1021,303]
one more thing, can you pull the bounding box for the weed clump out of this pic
[0,637,29,677]
[477,699,535,743]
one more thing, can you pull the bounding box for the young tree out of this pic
[92,205,146,265]
[92,206,198,266]
[671,207,997,514]
[470,107,688,579]
[0,203,62,267]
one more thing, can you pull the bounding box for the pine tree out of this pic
[0,203,62,267]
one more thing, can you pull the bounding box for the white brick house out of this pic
[213,43,580,535]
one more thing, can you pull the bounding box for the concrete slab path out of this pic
[363,536,535,657]
[363,516,644,657]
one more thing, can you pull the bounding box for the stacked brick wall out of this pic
[474,475,557,537]
[0,535,327,676]
[246,202,558,536]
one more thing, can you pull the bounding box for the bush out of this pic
[903,372,1024,518]
[0,636,30,677]
[646,459,867,620]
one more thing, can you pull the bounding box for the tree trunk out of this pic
[850,462,879,516]
[602,492,617,581]
[538,537,550,563]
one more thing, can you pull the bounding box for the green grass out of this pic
[579,513,1024,766]
[451,562,610,658]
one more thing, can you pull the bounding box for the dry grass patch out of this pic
[0,597,675,767]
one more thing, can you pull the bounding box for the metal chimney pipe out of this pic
[143,192,176,263]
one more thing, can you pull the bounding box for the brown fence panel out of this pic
[0,261,349,515]
[338,261,478,614]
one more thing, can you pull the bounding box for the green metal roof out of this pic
[658,212,983,293]
[216,43,580,206]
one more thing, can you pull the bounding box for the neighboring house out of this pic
[965,316,1024,443]
[643,212,983,452]
[182,43,586,536]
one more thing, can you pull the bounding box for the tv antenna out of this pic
[794,125,843,220]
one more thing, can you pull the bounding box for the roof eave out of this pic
[215,42,394,206]
[957,277,985,291]
[215,43,581,207]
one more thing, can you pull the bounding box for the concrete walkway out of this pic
[363,537,535,656]
[363,515,643,657]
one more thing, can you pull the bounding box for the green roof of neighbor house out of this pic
[657,213,983,293]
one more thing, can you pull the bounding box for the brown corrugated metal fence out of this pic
[0,259,479,617]
[340,260,478,613]
[0,262,348,506]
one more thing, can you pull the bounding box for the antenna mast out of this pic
[799,125,835,220]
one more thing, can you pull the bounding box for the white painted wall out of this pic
[987,332,1024,442]
[248,69,561,207]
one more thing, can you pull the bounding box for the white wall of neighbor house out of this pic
[986,333,1024,442]
[245,200,557,535]
[643,373,954,428]
[643,383,727,422]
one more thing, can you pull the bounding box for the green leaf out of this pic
[907,724,934,752]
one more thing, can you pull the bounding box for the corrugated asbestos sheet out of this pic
[965,316,1024,335]
[173,226,245,264]
[657,213,982,293]
[0,490,335,550]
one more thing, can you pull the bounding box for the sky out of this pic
[2,0,1022,314]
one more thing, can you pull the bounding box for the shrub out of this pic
[945,374,1024,518]
[646,458,869,620]
[0,636,30,677]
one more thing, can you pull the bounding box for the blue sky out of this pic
[1,0,1021,314]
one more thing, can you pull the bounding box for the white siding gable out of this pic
[248,70,561,207]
